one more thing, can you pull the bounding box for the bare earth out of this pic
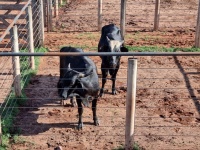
[9,0,200,150]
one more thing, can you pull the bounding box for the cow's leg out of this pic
[100,65,108,97]
[60,98,64,106]
[70,96,76,107]
[76,96,83,130]
[92,97,99,126]
[111,68,119,95]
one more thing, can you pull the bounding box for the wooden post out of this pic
[98,0,102,31]
[195,0,200,47]
[43,0,47,27]
[47,0,53,32]
[125,58,137,150]
[10,25,21,97]
[54,0,58,17]
[0,116,2,145]
[46,0,50,32]
[39,0,45,46]
[26,5,35,70]
[120,0,126,38]
[154,0,160,31]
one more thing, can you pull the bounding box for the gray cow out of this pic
[98,24,128,97]
[57,47,100,130]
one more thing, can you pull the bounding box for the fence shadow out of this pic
[173,56,200,115]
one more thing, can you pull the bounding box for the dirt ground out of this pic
[8,0,200,150]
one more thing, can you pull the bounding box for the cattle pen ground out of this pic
[2,0,200,150]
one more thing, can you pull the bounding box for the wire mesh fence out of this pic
[1,0,200,149]
[0,53,199,149]
[52,0,198,32]
[0,0,45,145]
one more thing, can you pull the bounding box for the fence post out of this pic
[43,0,47,28]
[0,116,2,145]
[54,0,58,17]
[26,5,35,70]
[154,0,160,31]
[98,0,102,31]
[195,0,200,47]
[47,0,53,32]
[120,0,126,38]
[125,58,137,150]
[59,0,63,5]
[39,0,45,46]
[10,25,22,97]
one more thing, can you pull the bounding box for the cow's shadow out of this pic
[12,74,96,136]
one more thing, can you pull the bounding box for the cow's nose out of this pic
[62,90,68,99]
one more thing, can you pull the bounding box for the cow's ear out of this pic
[121,46,128,52]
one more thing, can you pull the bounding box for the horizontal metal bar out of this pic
[1,52,200,56]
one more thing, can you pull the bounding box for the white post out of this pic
[154,0,160,31]
[39,0,45,45]
[125,58,137,150]
[98,0,102,31]
[195,0,200,47]
[26,5,35,70]
[120,0,126,38]
[54,0,59,17]
[10,25,21,97]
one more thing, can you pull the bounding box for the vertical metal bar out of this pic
[120,0,126,38]
[125,58,137,150]
[98,0,102,31]
[195,0,200,47]
[154,0,160,31]
[10,25,21,97]
[39,0,45,46]
[26,5,35,70]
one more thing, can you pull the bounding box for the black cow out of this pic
[57,47,100,130]
[98,24,128,97]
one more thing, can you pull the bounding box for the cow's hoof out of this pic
[112,89,117,95]
[94,119,100,126]
[99,91,104,97]
[77,123,83,130]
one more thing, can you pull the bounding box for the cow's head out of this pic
[100,36,128,68]
[57,63,90,101]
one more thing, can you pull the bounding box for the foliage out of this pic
[113,142,141,150]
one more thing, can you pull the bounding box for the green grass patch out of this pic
[126,45,200,52]
[113,142,141,150]
[0,47,47,149]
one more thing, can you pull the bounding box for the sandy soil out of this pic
[8,0,200,150]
